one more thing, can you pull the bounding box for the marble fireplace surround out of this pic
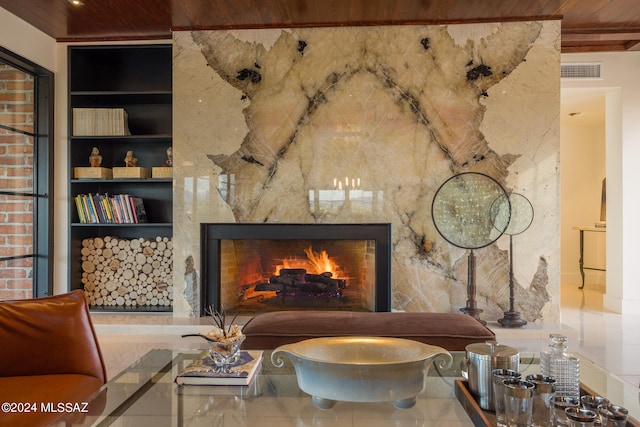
[172,21,560,321]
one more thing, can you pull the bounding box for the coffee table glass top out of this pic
[73,350,639,427]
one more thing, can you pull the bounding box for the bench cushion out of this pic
[242,310,495,351]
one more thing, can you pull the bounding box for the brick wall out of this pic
[0,64,35,301]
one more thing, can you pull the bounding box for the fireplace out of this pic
[201,223,391,315]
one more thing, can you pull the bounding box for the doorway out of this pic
[560,88,607,289]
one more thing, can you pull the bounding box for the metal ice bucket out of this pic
[463,341,520,411]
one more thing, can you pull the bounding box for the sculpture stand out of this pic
[432,173,511,327]
[497,236,527,328]
[460,250,485,325]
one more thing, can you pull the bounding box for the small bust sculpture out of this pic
[89,147,102,167]
[165,146,173,167]
[124,150,138,167]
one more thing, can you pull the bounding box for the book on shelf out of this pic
[175,350,263,386]
[72,108,131,136]
[74,196,87,224]
[74,193,148,224]
[131,197,148,223]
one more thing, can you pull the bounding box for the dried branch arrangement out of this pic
[182,305,242,343]
[205,305,240,338]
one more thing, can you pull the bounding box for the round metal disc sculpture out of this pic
[490,192,534,328]
[432,172,510,324]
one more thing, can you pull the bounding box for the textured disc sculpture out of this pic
[432,172,510,324]
[490,192,534,327]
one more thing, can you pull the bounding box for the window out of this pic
[0,47,53,300]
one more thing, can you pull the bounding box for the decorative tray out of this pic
[455,380,638,427]
[454,380,495,427]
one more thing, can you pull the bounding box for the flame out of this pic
[303,246,336,274]
[274,246,339,276]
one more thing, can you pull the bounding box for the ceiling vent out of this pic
[561,62,602,80]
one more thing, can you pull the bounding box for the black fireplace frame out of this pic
[200,223,392,315]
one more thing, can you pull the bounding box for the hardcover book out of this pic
[175,350,263,386]
[131,197,148,223]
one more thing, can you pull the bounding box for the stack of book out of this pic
[72,108,131,136]
[175,350,263,386]
[75,193,147,224]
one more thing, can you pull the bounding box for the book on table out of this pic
[175,350,263,386]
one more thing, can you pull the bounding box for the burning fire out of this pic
[275,246,339,276]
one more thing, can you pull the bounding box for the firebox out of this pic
[201,223,391,315]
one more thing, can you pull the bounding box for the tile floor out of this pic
[92,282,640,388]
[555,282,640,388]
[499,282,640,388]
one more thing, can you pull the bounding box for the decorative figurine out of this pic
[165,146,173,167]
[89,147,102,167]
[124,150,138,167]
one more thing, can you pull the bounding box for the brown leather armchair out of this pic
[0,290,107,426]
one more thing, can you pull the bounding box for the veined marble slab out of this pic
[172,21,560,321]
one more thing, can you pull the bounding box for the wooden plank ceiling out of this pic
[1,0,639,52]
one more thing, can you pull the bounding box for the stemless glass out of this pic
[526,374,556,427]
[493,369,522,427]
[565,407,597,427]
[553,396,580,426]
[581,395,609,412]
[580,395,609,425]
[598,404,629,427]
[503,378,535,427]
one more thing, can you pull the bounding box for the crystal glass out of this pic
[553,396,580,426]
[209,334,246,372]
[597,404,629,427]
[493,369,522,427]
[581,395,609,412]
[503,378,535,427]
[581,394,609,424]
[525,374,556,427]
[541,334,581,401]
[565,407,597,427]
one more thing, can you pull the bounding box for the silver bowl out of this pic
[271,336,452,409]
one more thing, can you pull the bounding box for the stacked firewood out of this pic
[255,268,346,294]
[80,236,173,308]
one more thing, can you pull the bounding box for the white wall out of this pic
[0,7,56,70]
[562,52,640,313]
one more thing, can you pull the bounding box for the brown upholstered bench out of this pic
[242,310,495,351]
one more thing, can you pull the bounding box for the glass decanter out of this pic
[540,334,580,401]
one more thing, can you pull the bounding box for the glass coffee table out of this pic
[70,350,639,427]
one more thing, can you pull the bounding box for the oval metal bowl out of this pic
[271,336,452,409]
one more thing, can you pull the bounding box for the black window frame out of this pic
[0,46,54,298]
